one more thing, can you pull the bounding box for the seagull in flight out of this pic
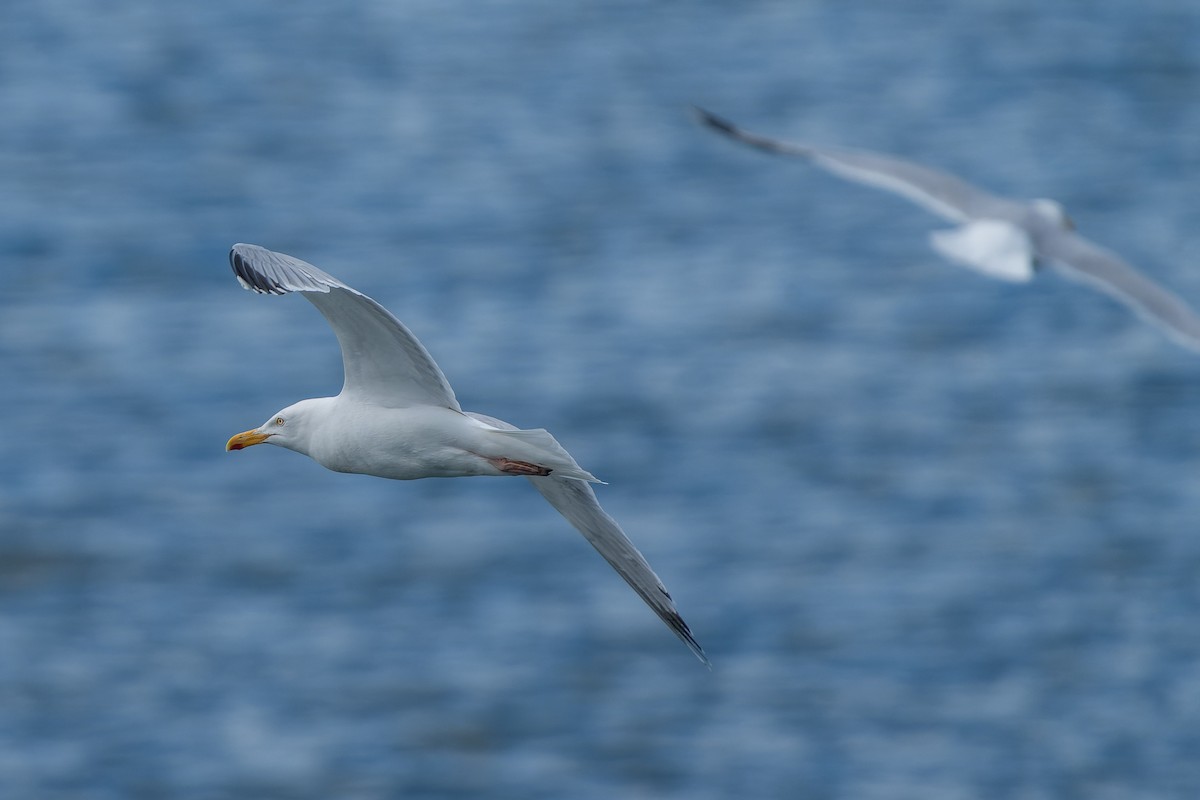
[225,243,709,666]
[695,107,1200,352]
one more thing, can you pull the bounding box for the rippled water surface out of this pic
[4,2,1200,798]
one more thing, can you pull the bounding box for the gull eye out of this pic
[275,417,285,426]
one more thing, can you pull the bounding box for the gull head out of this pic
[226,400,319,455]
[1030,198,1075,231]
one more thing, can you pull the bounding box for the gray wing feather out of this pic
[694,107,1016,223]
[230,244,460,410]
[467,412,710,667]
[1036,232,1200,351]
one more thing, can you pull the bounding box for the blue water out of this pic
[4,1,1200,797]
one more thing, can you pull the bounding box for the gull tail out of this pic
[467,414,601,483]
[928,219,1036,283]
[492,427,602,483]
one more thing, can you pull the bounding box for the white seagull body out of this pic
[225,244,708,666]
[696,107,1200,352]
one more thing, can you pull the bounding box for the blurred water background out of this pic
[3,1,1200,798]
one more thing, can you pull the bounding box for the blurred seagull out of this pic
[695,106,1200,352]
[225,244,708,667]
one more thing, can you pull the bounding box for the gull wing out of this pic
[527,475,710,667]
[230,244,460,410]
[468,412,710,667]
[1035,231,1200,351]
[694,107,1016,223]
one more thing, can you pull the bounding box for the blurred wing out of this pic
[694,107,1014,223]
[467,412,710,667]
[230,244,460,410]
[1036,232,1200,351]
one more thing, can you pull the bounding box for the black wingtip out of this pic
[686,633,713,670]
[691,105,738,136]
[669,612,712,669]
[229,244,287,295]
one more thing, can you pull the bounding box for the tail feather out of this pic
[928,220,1035,283]
[465,412,601,483]
[490,426,601,483]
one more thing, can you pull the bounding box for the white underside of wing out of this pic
[303,288,461,409]
[928,219,1036,283]
[230,243,461,410]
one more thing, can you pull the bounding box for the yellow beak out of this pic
[226,429,272,451]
